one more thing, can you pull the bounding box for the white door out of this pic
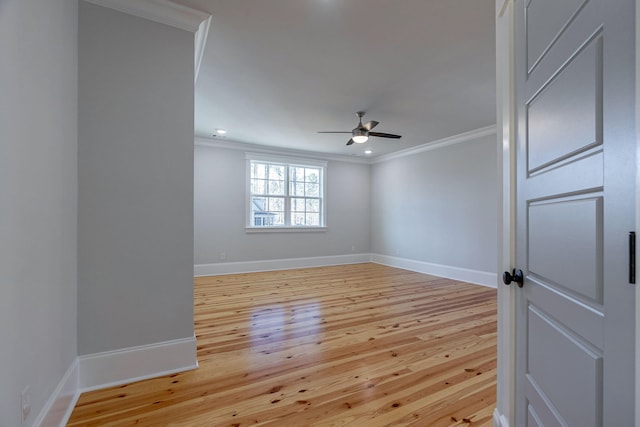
[511,0,636,425]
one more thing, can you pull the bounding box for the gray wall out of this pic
[371,134,498,273]
[0,0,78,426]
[78,3,194,355]
[194,145,371,264]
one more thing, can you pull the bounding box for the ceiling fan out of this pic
[318,111,402,145]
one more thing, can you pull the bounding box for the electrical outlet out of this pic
[351,245,356,252]
[219,251,226,261]
[21,386,31,424]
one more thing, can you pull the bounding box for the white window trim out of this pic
[245,152,328,232]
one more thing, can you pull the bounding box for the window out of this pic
[246,154,327,230]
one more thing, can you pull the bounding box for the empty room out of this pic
[2,0,637,426]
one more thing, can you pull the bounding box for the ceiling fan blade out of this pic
[346,138,355,146]
[362,120,379,131]
[369,132,402,139]
[317,131,351,134]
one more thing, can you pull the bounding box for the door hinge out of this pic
[629,231,636,284]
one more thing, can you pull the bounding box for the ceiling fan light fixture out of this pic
[352,135,368,143]
[352,129,368,143]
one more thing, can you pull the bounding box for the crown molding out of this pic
[195,125,497,166]
[371,125,497,164]
[194,137,372,165]
[83,0,211,33]
[194,15,211,83]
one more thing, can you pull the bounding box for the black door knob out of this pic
[502,269,524,287]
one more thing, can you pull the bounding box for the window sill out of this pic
[245,226,328,233]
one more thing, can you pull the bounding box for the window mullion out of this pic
[284,164,291,226]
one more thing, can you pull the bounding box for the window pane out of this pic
[292,212,306,226]
[251,179,265,195]
[305,183,319,197]
[268,197,284,211]
[268,165,285,180]
[306,213,320,226]
[268,180,284,195]
[306,199,319,212]
[272,212,285,226]
[305,168,319,183]
[251,196,266,212]
[252,163,266,179]
[292,198,305,211]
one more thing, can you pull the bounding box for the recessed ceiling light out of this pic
[364,150,373,155]
[215,128,227,135]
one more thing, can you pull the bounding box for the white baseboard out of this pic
[32,337,198,426]
[194,253,372,276]
[493,408,509,427]
[370,254,498,288]
[79,336,199,392]
[32,358,79,427]
[195,254,498,288]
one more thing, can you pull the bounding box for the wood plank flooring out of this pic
[67,263,497,426]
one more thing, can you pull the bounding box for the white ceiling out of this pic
[174,0,496,158]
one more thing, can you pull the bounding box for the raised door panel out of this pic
[528,197,603,303]
[527,36,601,172]
[527,306,602,427]
[526,0,588,71]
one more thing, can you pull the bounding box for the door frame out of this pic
[635,1,640,425]
[495,0,516,426]
[495,0,640,425]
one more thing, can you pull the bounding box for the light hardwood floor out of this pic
[67,263,497,426]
